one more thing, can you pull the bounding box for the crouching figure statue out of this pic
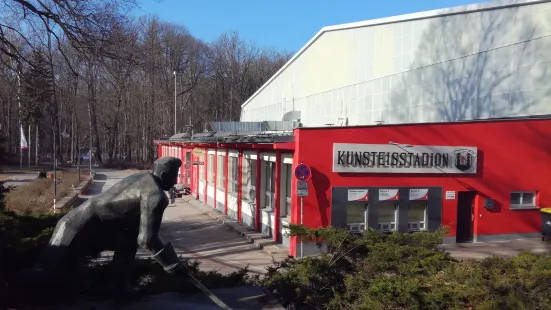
[33,156,187,296]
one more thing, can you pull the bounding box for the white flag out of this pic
[20,125,28,150]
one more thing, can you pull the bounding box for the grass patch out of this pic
[5,171,82,213]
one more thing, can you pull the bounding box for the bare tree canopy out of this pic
[0,1,292,166]
[0,0,136,71]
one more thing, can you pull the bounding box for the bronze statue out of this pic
[35,156,188,295]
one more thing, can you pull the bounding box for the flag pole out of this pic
[28,124,31,168]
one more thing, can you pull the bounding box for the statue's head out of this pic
[152,156,182,191]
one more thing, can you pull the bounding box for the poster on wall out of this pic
[446,191,456,200]
[379,189,399,201]
[409,189,429,200]
[348,189,369,202]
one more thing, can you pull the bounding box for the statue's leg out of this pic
[110,233,139,300]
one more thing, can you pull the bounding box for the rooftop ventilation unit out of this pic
[337,117,348,126]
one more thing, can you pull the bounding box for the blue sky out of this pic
[134,0,484,54]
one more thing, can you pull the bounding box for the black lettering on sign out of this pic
[336,148,455,170]
[338,151,346,165]
[390,152,399,166]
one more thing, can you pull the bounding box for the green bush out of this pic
[0,209,254,309]
[260,225,551,310]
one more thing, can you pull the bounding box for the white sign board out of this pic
[297,189,308,197]
[409,189,429,200]
[332,143,477,174]
[297,181,308,190]
[445,191,456,200]
[348,189,369,201]
[379,189,399,201]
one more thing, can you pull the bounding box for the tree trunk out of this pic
[86,58,103,164]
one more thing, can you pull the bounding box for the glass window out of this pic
[408,201,427,231]
[377,201,397,232]
[198,154,205,181]
[217,155,225,190]
[264,161,275,209]
[242,158,249,199]
[510,191,537,209]
[241,158,257,202]
[228,156,238,195]
[284,164,292,217]
[207,154,214,184]
[347,203,367,232]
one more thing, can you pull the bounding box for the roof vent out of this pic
[337,117,348,126]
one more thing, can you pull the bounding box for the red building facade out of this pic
[156,117,551,257]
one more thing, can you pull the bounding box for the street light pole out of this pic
[89,132,92,176]
[53,128,57,210]
[173,70,177,135]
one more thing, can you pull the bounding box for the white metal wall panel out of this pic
[241,1,551,126]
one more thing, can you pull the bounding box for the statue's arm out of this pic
[137,193,183,274]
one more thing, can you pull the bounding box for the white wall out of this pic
[240,0,551,126]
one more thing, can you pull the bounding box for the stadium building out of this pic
[156,0,551,257]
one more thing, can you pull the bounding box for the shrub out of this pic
[0,209,254,309]
[0,179,13,210]
[260,226,551,310]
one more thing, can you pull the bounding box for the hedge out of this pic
[259,225,551,310]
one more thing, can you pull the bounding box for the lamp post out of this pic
[53,121,70,211]
[89,133,92,176]
[173,70,177,135]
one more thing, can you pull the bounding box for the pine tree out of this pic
[21,49,53,127]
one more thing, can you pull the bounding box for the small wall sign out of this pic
[379,189,399,201]
[445,191,456,200]
[348,189,369,201]
[409,189,429,200]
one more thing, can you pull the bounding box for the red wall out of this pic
[294,118,551,238]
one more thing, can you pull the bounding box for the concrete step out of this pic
[182,196,290,257]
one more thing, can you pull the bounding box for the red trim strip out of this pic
[237,150,243,222]
[273,151,281,242]
[156,142,295,151]
[255,150,262,232]
[224,149,229,215]
[203,151,208,202]
[213,149,217,209]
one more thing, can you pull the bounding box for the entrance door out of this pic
[183,151,191,188]
[456,191,476,243]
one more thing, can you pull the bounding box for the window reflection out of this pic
[377,201,397,232]
[346,202,366,232]
[408,201,427,231]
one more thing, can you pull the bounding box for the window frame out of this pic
[207,154,214,185]
[510,191,538,210]
[216,154,225,191]
[407,201,428,232]
[377,201,398,232]
[264,161,275,210]
[284,163,292,218]
[198,154,205,181]
[228,155,238,196]
[241,157,257,202]
[346,202,368,233]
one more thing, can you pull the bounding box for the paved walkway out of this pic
[440,238,551,260]
[159,199,285,275]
